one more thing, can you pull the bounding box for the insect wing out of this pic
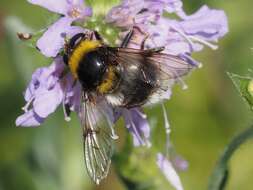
[107,48,194,105]
[146,52,193,79]
[114,48,194,79]
[80,95,115,185]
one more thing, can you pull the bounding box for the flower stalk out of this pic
[208,125,253,190]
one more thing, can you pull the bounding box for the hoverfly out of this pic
[63,26,193,184]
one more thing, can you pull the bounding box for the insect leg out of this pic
[149,47,165,52]
[63,103,71,120]
[93,30,103,41]
[144,47,165,55]
[140,35,149,50]
[120,29,134,48]
[63,54,69,65]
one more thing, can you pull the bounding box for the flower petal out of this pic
[106,0,145,28]
[36,17,84,57]
[28,0,70,15]
[64,25,86,38]
[24,68,44,101]
[172,155,188,171]
[63,73,82,112]
[179,5,228,41]
[16,110,44,127]
[163,0,183,13]
[157,153,184,190]
[24,60,65,102]
[80,6,93,18]
[122,108,151,147]
[33,83,64,118]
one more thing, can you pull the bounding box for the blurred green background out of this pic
[0,0,253,190]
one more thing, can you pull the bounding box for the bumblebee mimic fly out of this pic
[63,27,193,184]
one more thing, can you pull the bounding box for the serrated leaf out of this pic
[227,72,253,111]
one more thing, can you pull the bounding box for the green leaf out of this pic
[227,72,253,111]
[208,125,253,190]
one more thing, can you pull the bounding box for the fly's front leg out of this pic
[140,34,149,50]
[93,30,103,41]
[120,29,134,48]
[121,26,150,49]
[147,47,165,53]
[143,47,165,56]
[90,30,107,46]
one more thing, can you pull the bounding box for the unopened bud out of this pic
[17,32,32,40]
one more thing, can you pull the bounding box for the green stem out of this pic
[208,125,253,190]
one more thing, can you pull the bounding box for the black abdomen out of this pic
[118,59,158,108]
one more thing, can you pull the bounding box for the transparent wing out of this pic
[107,48,194,104]
[80,93,116,185]
[146,52,194,79]
[113,48,194,80]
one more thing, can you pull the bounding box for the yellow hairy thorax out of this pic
[68,40,101,78]
[97,66,116,94]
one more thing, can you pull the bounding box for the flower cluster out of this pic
[107,0,228,60]
[16,0,228,189]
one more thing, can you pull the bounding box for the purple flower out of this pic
[37,19,85,58]
[63,73,82,113]
[122,108,151,147]
[16,57,81,126]
[106,0,183,29]
[17,58,64,126]
[108,1,228,57]
[157,153,183,190]
[28,0,92,17]
[28,0,92,57]
[172,155,189,171]
[105,0,145,28]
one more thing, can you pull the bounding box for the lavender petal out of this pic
[36,17,84,57]
[179,5,228,41]
[157,153,184,190]
[28,0,69,15]
[122,108,151,147]
[16,110,44,127]
[33,83,64,118]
